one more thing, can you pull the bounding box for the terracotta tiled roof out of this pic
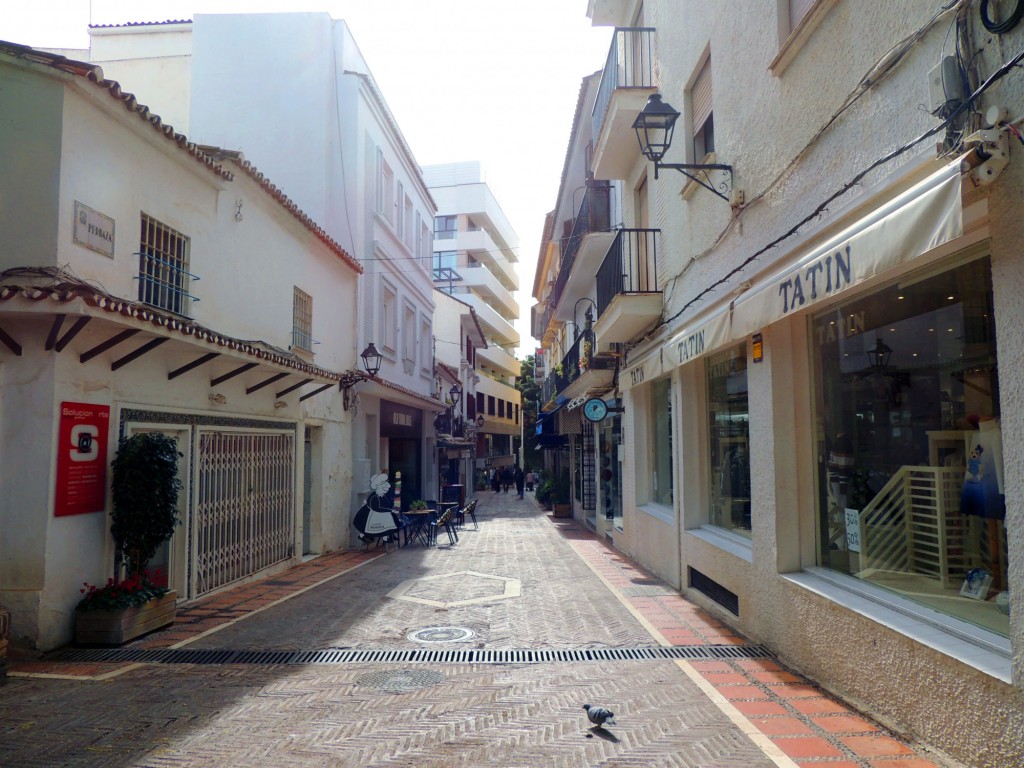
[0,268,353,383]
[436,361,459,382]
[88,20,192,29]
[206,152,362,274]
[370,376,446,412]
[0,40,232,181]
[3,42,361,275]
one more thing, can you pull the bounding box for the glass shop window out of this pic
[650,377,673,506]
[706,344,751,537]
[812,256,1007,636]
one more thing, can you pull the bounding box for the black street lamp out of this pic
[449,382,463,407]
[359,342,382,377]
[867,338,893,372]
[632,94,734,202]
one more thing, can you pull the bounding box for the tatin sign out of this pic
[55,402,110,516]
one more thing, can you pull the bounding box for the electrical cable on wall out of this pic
[630,43,1024,354]
[980,0,1024,33]
[658,0,965,308]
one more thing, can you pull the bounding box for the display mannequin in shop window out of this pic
[960,416,1005,590]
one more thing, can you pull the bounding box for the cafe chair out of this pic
[431,505,458,546]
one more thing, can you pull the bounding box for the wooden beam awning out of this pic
[0,281,350,391]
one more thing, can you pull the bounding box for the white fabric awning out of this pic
[621,346,664,389]
[730,161,963,339]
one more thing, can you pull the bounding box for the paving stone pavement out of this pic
[3,492,960,768]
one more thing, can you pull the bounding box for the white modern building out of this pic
[530,1,1024,762]
[84,13,444,515]
[0,42,362,650]
[422,162,523,477]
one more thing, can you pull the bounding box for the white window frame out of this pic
[404,195,413,247]
[420,314,432,375]
[380,279,397,354]
[402,300,416,364]
[396,181,405,234]
[379,153,394,223]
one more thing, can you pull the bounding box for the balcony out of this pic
[458,228,519,291]
[587,0,632,26]
[477,344,521,378]
[457,293,519,347]
[543,327,616,404]
[591,28,656,180]
[440,263,518,319]
[593,228,662,345]
[548,184,613,322]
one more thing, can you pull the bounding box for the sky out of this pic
[4,1,612,357]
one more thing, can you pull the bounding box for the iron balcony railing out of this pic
[592,27,655,143]
[541,323,616,403]
[596,228,660,317]
[548,183,611,316]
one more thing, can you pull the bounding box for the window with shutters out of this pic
[292,287,314,352]
[690,56,714,162]
[381,280,397,354]
[379,153,394,223]
[396,182,405,235]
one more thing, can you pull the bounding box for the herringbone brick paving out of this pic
[3,492,958,767]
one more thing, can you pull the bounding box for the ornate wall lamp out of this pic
[632,94,734,202]
[342,342,383,411]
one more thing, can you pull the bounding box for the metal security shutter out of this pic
[691,57,713,132]
[582,425,596,510]
[195,431,295,596]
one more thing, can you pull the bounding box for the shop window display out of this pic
[706,344,751,537]
[650,378,673,506]
[812,256,1008,636]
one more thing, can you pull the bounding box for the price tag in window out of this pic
[844,507,861,553]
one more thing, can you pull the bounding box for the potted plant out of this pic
[535,479,554,510]
[75,432,182,645]
[409,499,429,511]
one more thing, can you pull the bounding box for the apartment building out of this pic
[422,162,523,477]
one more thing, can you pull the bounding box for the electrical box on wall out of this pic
[928,56,964,115]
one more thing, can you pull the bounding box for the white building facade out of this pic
[531,1,1024,762]
[422,162,523,478]
[0,43,362,650]
[86,13,444,515]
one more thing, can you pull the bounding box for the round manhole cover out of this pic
[356,669,445,693]
[407,626,476,643]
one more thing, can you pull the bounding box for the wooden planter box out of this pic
[75,591,177,645]
[552,503,572,518]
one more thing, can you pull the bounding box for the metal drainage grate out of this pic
[407,626,476,643]
[50,644,772,666]
[356,668,446,692]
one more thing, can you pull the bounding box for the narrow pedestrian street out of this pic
[4,493,954,767]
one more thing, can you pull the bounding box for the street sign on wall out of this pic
[54,402,110,517]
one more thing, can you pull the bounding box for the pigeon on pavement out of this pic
[583,704,617,727]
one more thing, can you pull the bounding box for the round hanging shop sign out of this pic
[583,397,608,423]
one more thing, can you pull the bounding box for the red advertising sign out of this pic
[55,402,110,517]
